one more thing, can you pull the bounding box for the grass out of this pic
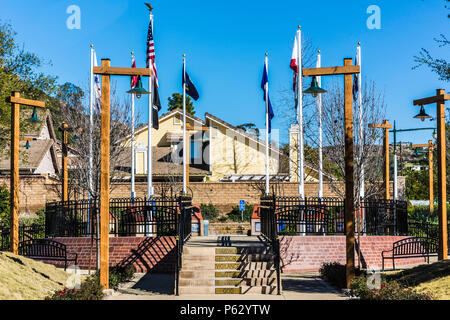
[383,260,450,300]
[0,251,70,300]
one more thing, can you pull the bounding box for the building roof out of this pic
[0,139,54,172]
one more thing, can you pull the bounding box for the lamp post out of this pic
[368,120,392,199]
[389,122,436,200]
[5,92,46,255]
[59,123,83,202]
[303,58,360,289]
[411,141,435,213]
[413,89,449,261]
[93,59,151,289]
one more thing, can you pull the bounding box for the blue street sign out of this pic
[239,200,245,211]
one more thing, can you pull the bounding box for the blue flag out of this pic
[182,70,199,101]
[261,62,275,133]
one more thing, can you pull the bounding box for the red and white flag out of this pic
[146,16,158,87]
[131,55,138,89]
[290,35,299,92]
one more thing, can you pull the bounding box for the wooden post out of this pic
[10,91,20,255]
[436,89,447,260]
[62,122,69,202]
[344,58,355,289]
[428,140,434,214]
[383,120,390,200]
[100,59,111,289]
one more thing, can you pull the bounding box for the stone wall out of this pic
[208,222,251,235]
[280,235,427,273]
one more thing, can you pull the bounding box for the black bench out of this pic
[19,239,78,271]
[381,237,437,271]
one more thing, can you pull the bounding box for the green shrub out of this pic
[319,262,363,289]
[350,275,434,300]
[46,275,104,300]
[218,216,228,222]
[108,265,136,289]
[200,203,219,221]
[227,203,253,222]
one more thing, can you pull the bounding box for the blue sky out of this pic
[1,0,449,145]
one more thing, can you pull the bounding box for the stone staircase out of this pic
[178,236,280,295]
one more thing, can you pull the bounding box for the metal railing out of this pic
[259,195,281,295]
[45,197,182,238]
[0,225,46,251]
[175,195,193,296]
[260,196,408,236]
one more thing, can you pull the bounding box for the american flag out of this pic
[146,16,158,87]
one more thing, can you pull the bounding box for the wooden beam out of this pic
[183,124,210,131]
[368,123,392,129]
[411,143,434,148]
[100,59,111,289]
[10,92,20,255]
[6,96,46,108]
[436,89,447,260]
[413,94,450,106]
[343,58,355,289]
[93,66,151,77]
[302,65,360,77]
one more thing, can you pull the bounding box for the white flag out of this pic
[93,50,101,112]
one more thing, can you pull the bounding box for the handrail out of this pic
[175,195,193,296]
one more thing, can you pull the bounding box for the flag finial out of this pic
[131,51,134,55]
[183,54,186,57]
[318,50,321,53]
[298,25,301,29]
[90,44,93,48]
[145,3,153,11]
[358,42,361,46]
[265,53,268,57]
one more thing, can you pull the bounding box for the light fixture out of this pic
[304,76,327,97]
[413,105,432,122]
[27,107,41,122]
[126,76,150,99]
[433,129,437,140]
[24,140,31,149]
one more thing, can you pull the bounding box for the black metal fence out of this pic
[45,196,191,238]
[175,195,193,296]
[260,196,408,236]
[0,225,46,251]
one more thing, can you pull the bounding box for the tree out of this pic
[0,21,57,149]
[236,123,260,137]
[53,82,134,200]
[168,93,195,115]
[413,1,450,81]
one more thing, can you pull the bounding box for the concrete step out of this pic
[179,286,215,295]
[179,279,215,287]
[181,262,215,270]
[215,278,277,286]
[183,255,216,263]
[215,247,271,255]
[183,247,216,255]
[215,254,274,263]
[215,270,277,278]
[180,270,216,279]
[240,286,278,295]
[215,262,275,271]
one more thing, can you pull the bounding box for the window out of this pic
[173,115,181,125]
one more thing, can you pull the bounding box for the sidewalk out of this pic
[104,272,347,300]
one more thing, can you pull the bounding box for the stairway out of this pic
[178,236,280,295]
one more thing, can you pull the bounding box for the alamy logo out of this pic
[366,5,381,30]
[66,265,82,289]
[66,5,81,30]
[366,269,381,290]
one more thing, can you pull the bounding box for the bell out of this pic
[72,135,80,142]
[126,76,150,99]
[413,105,432,122]
[27,107,42,122]
[414,148,422,156]
[433,129,437,140]
[304,76,327,98]
[24,140,31,149]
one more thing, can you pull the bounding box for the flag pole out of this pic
[317,50,323,199]
[131,51,136,200]
[265,53,270,195]
[182,54,187,194]
[147,11,153,200]
[357,43,364,200]
[89,45,94,200]
[297,26,304,199]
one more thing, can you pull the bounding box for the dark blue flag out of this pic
[261,62,275,133]
[182,70,199,101]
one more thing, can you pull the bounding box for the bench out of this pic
[381,237,437,271]
[19,239,78,271]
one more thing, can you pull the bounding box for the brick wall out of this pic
[52,236,177,273]
[280,235,428,273]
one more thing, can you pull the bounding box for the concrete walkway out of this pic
[104,272,347,300]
